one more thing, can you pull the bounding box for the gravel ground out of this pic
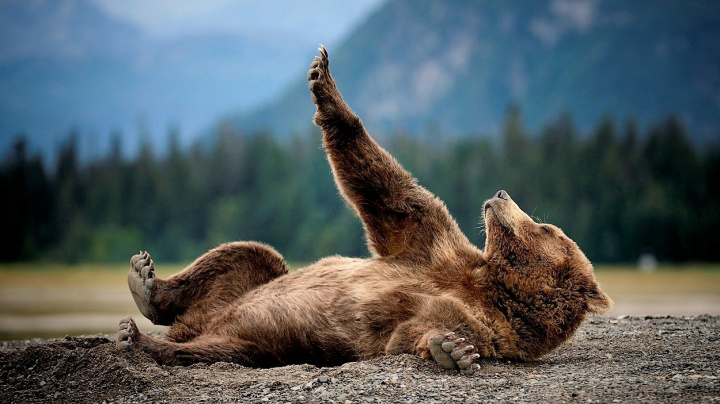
[1,315,718,403]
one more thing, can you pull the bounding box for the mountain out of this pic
[232,0,720,143]
[0,0,331,157]
[3,0,719,158]
[0,0,141,63]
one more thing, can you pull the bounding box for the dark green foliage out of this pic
[1,112,718,263]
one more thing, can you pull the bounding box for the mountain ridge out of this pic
[0,0,356,157]
[231,0,720,143]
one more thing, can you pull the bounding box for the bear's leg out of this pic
[308,46,474,263]
[127,241,288,327]
[117,316,276,366]
[384,298,495,375]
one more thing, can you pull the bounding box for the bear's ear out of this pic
[586,283,613,313]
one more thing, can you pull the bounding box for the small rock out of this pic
[318,375,330,383]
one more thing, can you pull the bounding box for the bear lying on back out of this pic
[117,46,612,374]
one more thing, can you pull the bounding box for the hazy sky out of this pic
[90,0,385,43]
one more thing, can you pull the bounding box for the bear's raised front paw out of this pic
[116,316,139,350]
[128,251,159,323]
[428,332,481,375]
[307,45,336,105]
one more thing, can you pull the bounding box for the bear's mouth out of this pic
[483,201,503,230]
[483,201,498,220]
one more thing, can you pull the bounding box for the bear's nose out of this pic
[495,190,509,200]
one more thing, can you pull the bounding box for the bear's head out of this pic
[482,190,612,357]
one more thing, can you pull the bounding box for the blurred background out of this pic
[1,0,719,339]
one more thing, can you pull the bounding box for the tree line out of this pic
[2,110,718,264]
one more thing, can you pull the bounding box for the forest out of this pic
[2,109,718,264]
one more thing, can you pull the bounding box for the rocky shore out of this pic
[1,316,718,403]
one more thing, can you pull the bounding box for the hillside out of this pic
[3,0,718,157]
[0,0,344,155]
[234,0,720,143]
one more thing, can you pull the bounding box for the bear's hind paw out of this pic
[128,251,161,323]
[116,316,140,350]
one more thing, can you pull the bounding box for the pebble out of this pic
[318,375,330,383]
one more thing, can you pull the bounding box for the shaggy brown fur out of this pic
[117,46,612,373]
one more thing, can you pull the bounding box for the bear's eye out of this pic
[540,225,552,234]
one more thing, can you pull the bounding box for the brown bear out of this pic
[116,46,612,374]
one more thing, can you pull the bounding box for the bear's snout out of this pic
[485,190,510,213]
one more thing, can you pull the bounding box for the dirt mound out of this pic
[1,316,718,403]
